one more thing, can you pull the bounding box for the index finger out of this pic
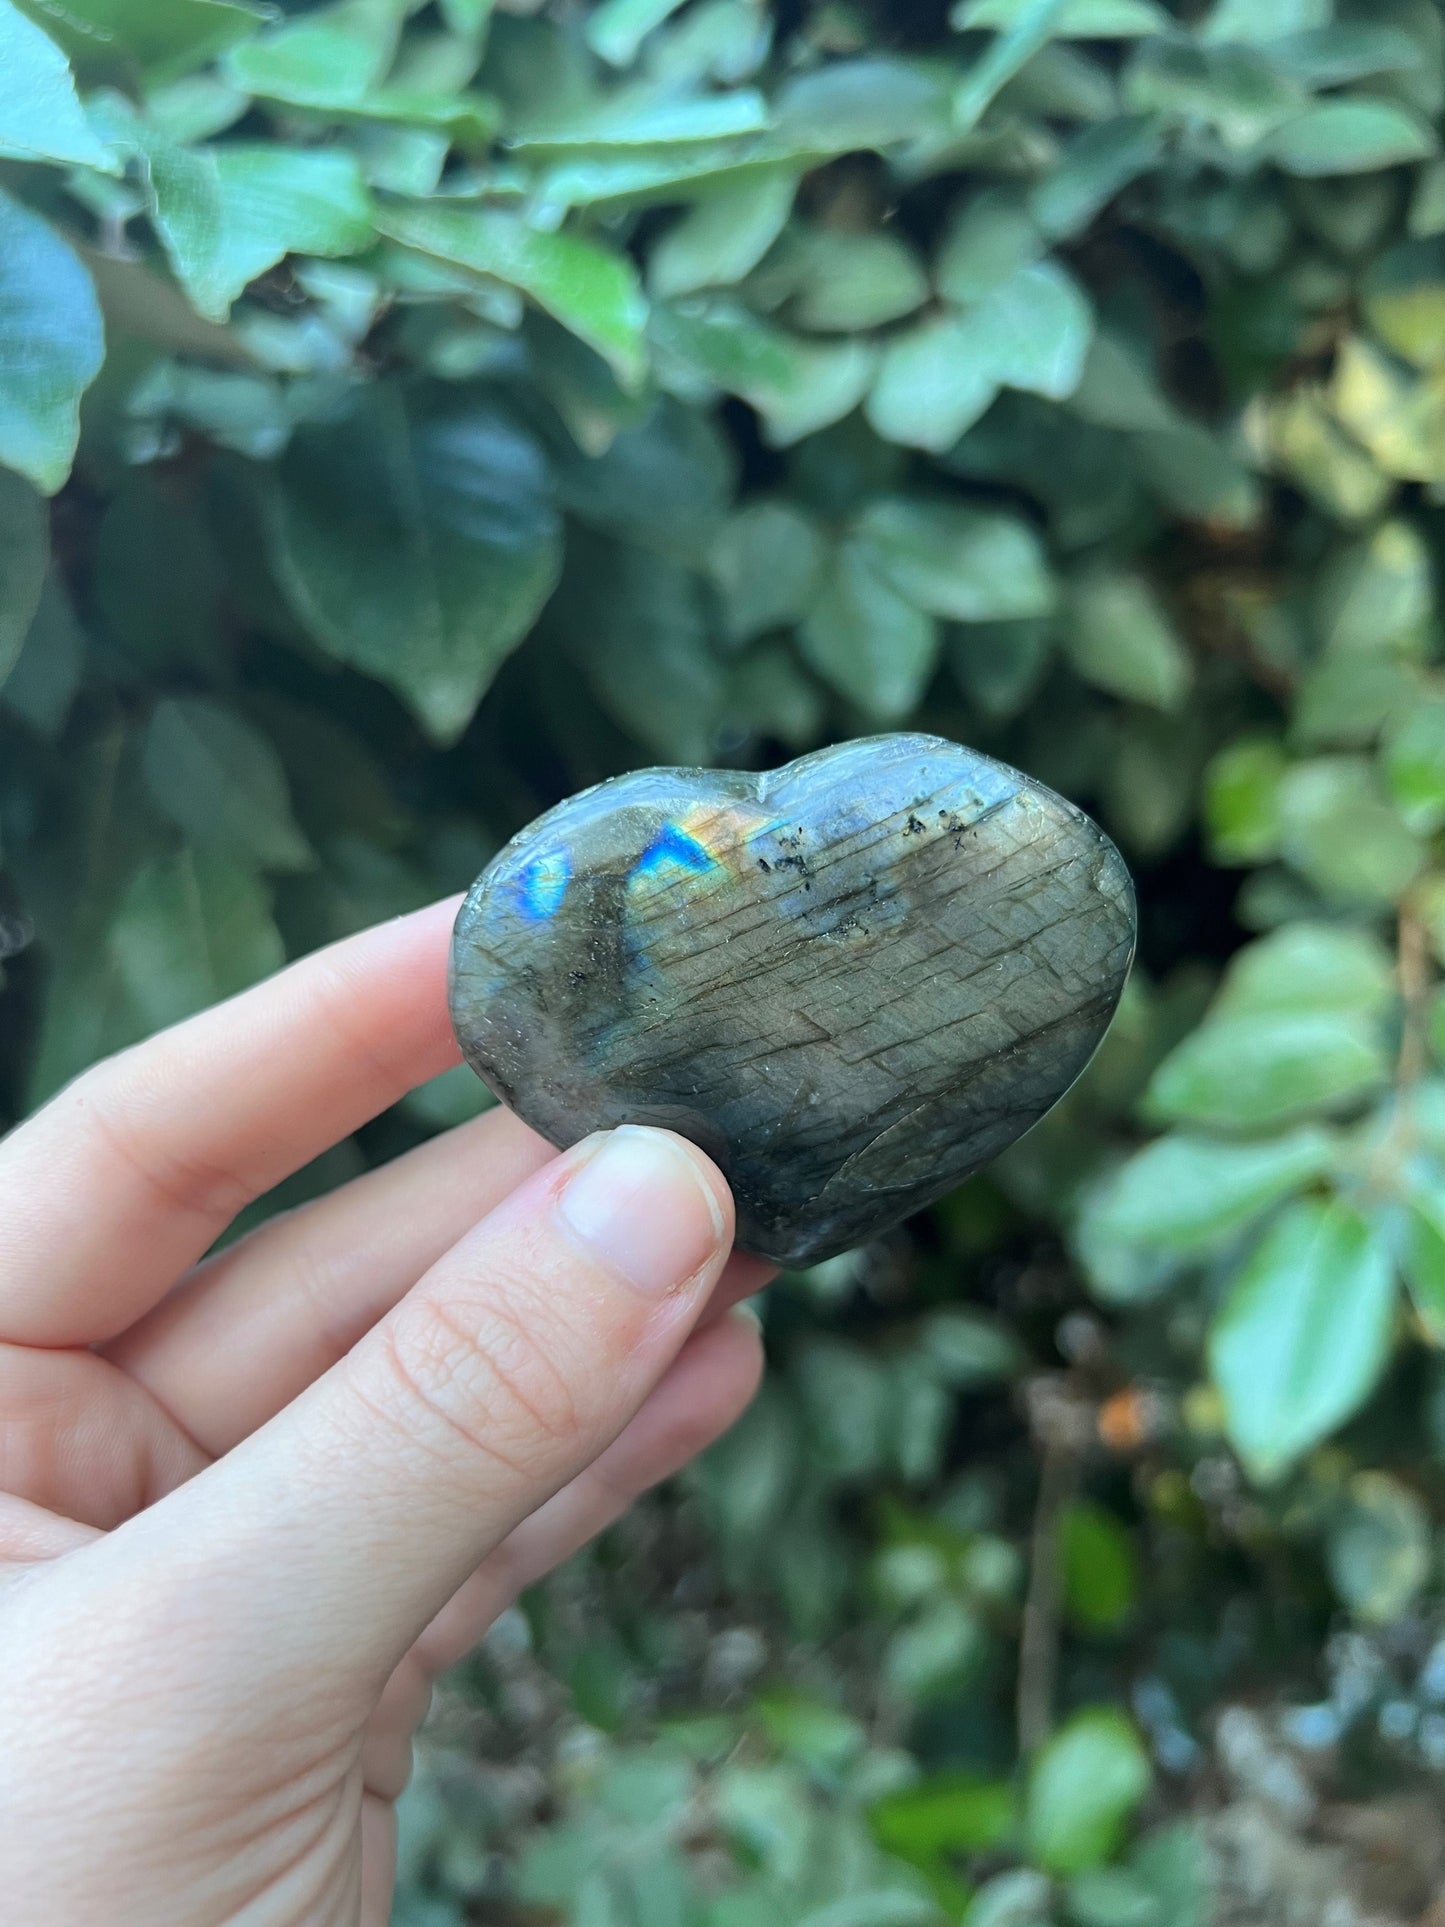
[0,896,466,1346]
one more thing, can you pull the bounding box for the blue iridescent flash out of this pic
[509,849,571,922]
[631,822,715,881]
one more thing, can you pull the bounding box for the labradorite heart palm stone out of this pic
[449,734,1135,1266]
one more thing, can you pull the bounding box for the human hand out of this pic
[0,898,768,1926]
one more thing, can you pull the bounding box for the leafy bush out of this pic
[7,0,1445,1919]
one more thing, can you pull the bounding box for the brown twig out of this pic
[1016,1380,1090,1759]
[1370,900,1433,1193]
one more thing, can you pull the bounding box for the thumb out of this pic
[97,1125,733,1694]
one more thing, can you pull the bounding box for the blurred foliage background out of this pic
[7,0,1445,1920]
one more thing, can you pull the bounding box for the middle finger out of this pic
[109,1107,773,1457]
[106,1107,555,1455]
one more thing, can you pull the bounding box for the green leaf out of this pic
[1291,652,1416,749]
[1082,1129,1334,1257]
[585,0,688,67]
[724,642,827,748]
[648,172,797,300]
[1266,100,1435,177]
[1064,572,1191,711]
[650,299,877,444]
[267,385,562,743]
[958,260,1095,401]
[1101,711,1200,856]
[710,499,825,646]
[788,229,930,335]
[917,1307,1023,1384]
[0,0,117,167]
[1146,1013,1387,1130]
[1136,421,1261,527]
[30,0,269,83]
[1128,1825,1212,1927]
[1318,519,1434,656]
[1064,1869,1158,1927]
[1276,27,1417,88]
[866,315,1000,453]
[1025,1708,1151,1875]
[1385,696,1445,831]
[799,537,940,720]
[0,189,104,493]
[146,139,375,322]
[1123,38,1306,151]
[1210,1198,1396,1481]
[1060,1501,1137,1631]
[858,496,1055,622]
[1069,333,1177,433]
[142,698,311,872]
[1327,1470,1431,1622]
[936,189,1045,306]
[1402,1189,1445,1344]
[221,0,398,105]
[1364,238,1445,369]
[963,1869,1053,1927]
[109,846,285,1033]
[556,535,723,763]
[1278,756,1424,904]
[953,0,1077,133]
[1029,114,1163,239]
[0,467,48,690]
[376,201,649,387]
[550,394,734,563]
[953,0,1167,32]
[515,90,770,152]
[1216,922,1396,1020]
[774,57,953,153]
[1205,737,1287,864]
[868,261,1090,450]
[949,618,1052,720]
[1201,0,1328,43]
[871,1775,1016,1864]
[885,1596,988,1703]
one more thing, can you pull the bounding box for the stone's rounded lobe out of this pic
[448,734,1137,1266]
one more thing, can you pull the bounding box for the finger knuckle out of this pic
[381,1289,584,1468]
[65,1059,253,1227]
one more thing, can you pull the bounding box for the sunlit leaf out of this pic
[859,495,1055,622]
[0,0,118,167]
[1210,1198,1396,1481]
[1081,1128,1334,1256]
[799,536,940,721]
[648,171,796,300]
[1064,571,1191,711]
[1267,100,1435,176]
[1026,1708,1151,1874]
[1147,1012,1387,1129]
[0,189,104,492]
[377,201,649,386]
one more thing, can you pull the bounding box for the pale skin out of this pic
[0,896,771,1926]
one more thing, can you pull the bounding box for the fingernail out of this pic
[559,1127,726,1296]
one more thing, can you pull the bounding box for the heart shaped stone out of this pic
[449,733,1135,1266]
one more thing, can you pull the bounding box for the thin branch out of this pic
[1370,900,1433,1193]
[1017,1384,1087,1759]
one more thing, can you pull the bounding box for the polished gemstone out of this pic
[449,733,1136,1266]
